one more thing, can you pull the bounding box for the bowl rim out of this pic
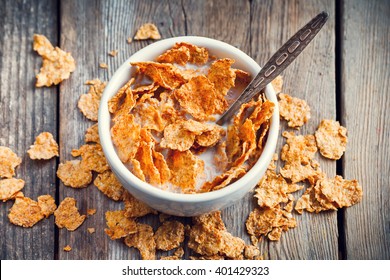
[98,36,279,203]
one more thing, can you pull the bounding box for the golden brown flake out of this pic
[131,62,185,90]
[135,139,161,186]
[71,143,109,173]
[201,166,246,192]
[54,197,86,231]
[111,114,141,163]
[94,170,125,201]
[278,93,311,128]
[108,49,118,57]
[315,119,348,160]
[281,132,317,165]
[280,161,325,184]
[271,75,283,93]
[78,79,106,121]
[104,210,137,240]
[0,178,25,202]
[246,205,296,241]
[195,126,225,147]
[124,223,156,260]
[207,58,236,97]
[134,23,161,40]
[174,75,227,121]
[84,123,100,143]
[157,46,190,65]
[122,191,157,218]
[33,34,75,87]
[108,78,135,114]
[213,141,228,172]
[133,99,165,132]
[173,42,209,65]
[63,245,72,252]
[220,231,245,259]
[152,150,171,184]
[37,195,56,218]
[57,160,93,188]
[167,150,204,193]
[129,159,146,181]
[254,169,303,208]
[0,146,22,179]
[99,62,108,69]
[8,196,44,227]
[319,176,362,208]
[160,122,196,151]
[27,132,59,160]
[244,245,262,260]
[87,208,97,216]
[87,227,96,234]
[155,220,185,251]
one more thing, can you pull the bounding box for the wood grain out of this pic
[0,0,58,259]
[251,0,339,259]
[341,0,390,260]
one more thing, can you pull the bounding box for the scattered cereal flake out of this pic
[246,205,296,241]
[111,114,141,163]
[0,178,25,202]
[0,146,22,179]
[78,79,106,121]
[157,46,191,65]
[63,245,72,252]
[155,220,185,251]
[271,75,283,93]
[108,49,118,57]
[188,223,223,256]
[160,122,196,151]
[87,208,97,216]
[54,197,86,231]
[244,245,262,260]
[318,176,362,208]
[207,58,236,97]
[108,78,135,114]
[134,23,161,40]
[201,166,246,192]
[99,62,108,69]
[122,191,157,218]
[8,196,44,227]
[131,62,185,90]
[33,34,75,87]
[152,150,171,184]
[173,42,209,65]
[278,93,311,128]
[124,223,156,260]
[193,211,226,231]
[167,150,204,193]
[87,227,96,234]
[315,119,348,160]
[254,169,303,208]
[280,161,325,184]
[94,170,125,201]
[57,160,92,188]
[160,247,184,260]
[37,195,56,218]
[127,37,133,44]
[281,132,317,165]
[27,132,59,160]
[104,210,137,239]
[71,143,109,173]
[84,123,100,143]
[174,75,227,121]
[219,231,245,259]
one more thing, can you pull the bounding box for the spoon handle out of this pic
[216,11,329,125]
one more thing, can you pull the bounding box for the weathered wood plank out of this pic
[0,0,58,259]
[58,0,186,260]
[341,0,390,260]
[251,0,339,259]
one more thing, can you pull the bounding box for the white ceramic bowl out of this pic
[98,36,279,216]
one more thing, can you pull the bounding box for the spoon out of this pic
[216,11,329,125]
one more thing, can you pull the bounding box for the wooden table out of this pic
[1,0,389,260]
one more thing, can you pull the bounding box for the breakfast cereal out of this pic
[94,170,126,201]
[54,197,86,231]
[0,146,22,179]
[278,93,311,128]
[134,23,161,40]
[78,79,106,121]
[124,223,156,260]
[27,132,59,160]
[57,160,93,188]
[0,178,25,202]
[315,119,348,159]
